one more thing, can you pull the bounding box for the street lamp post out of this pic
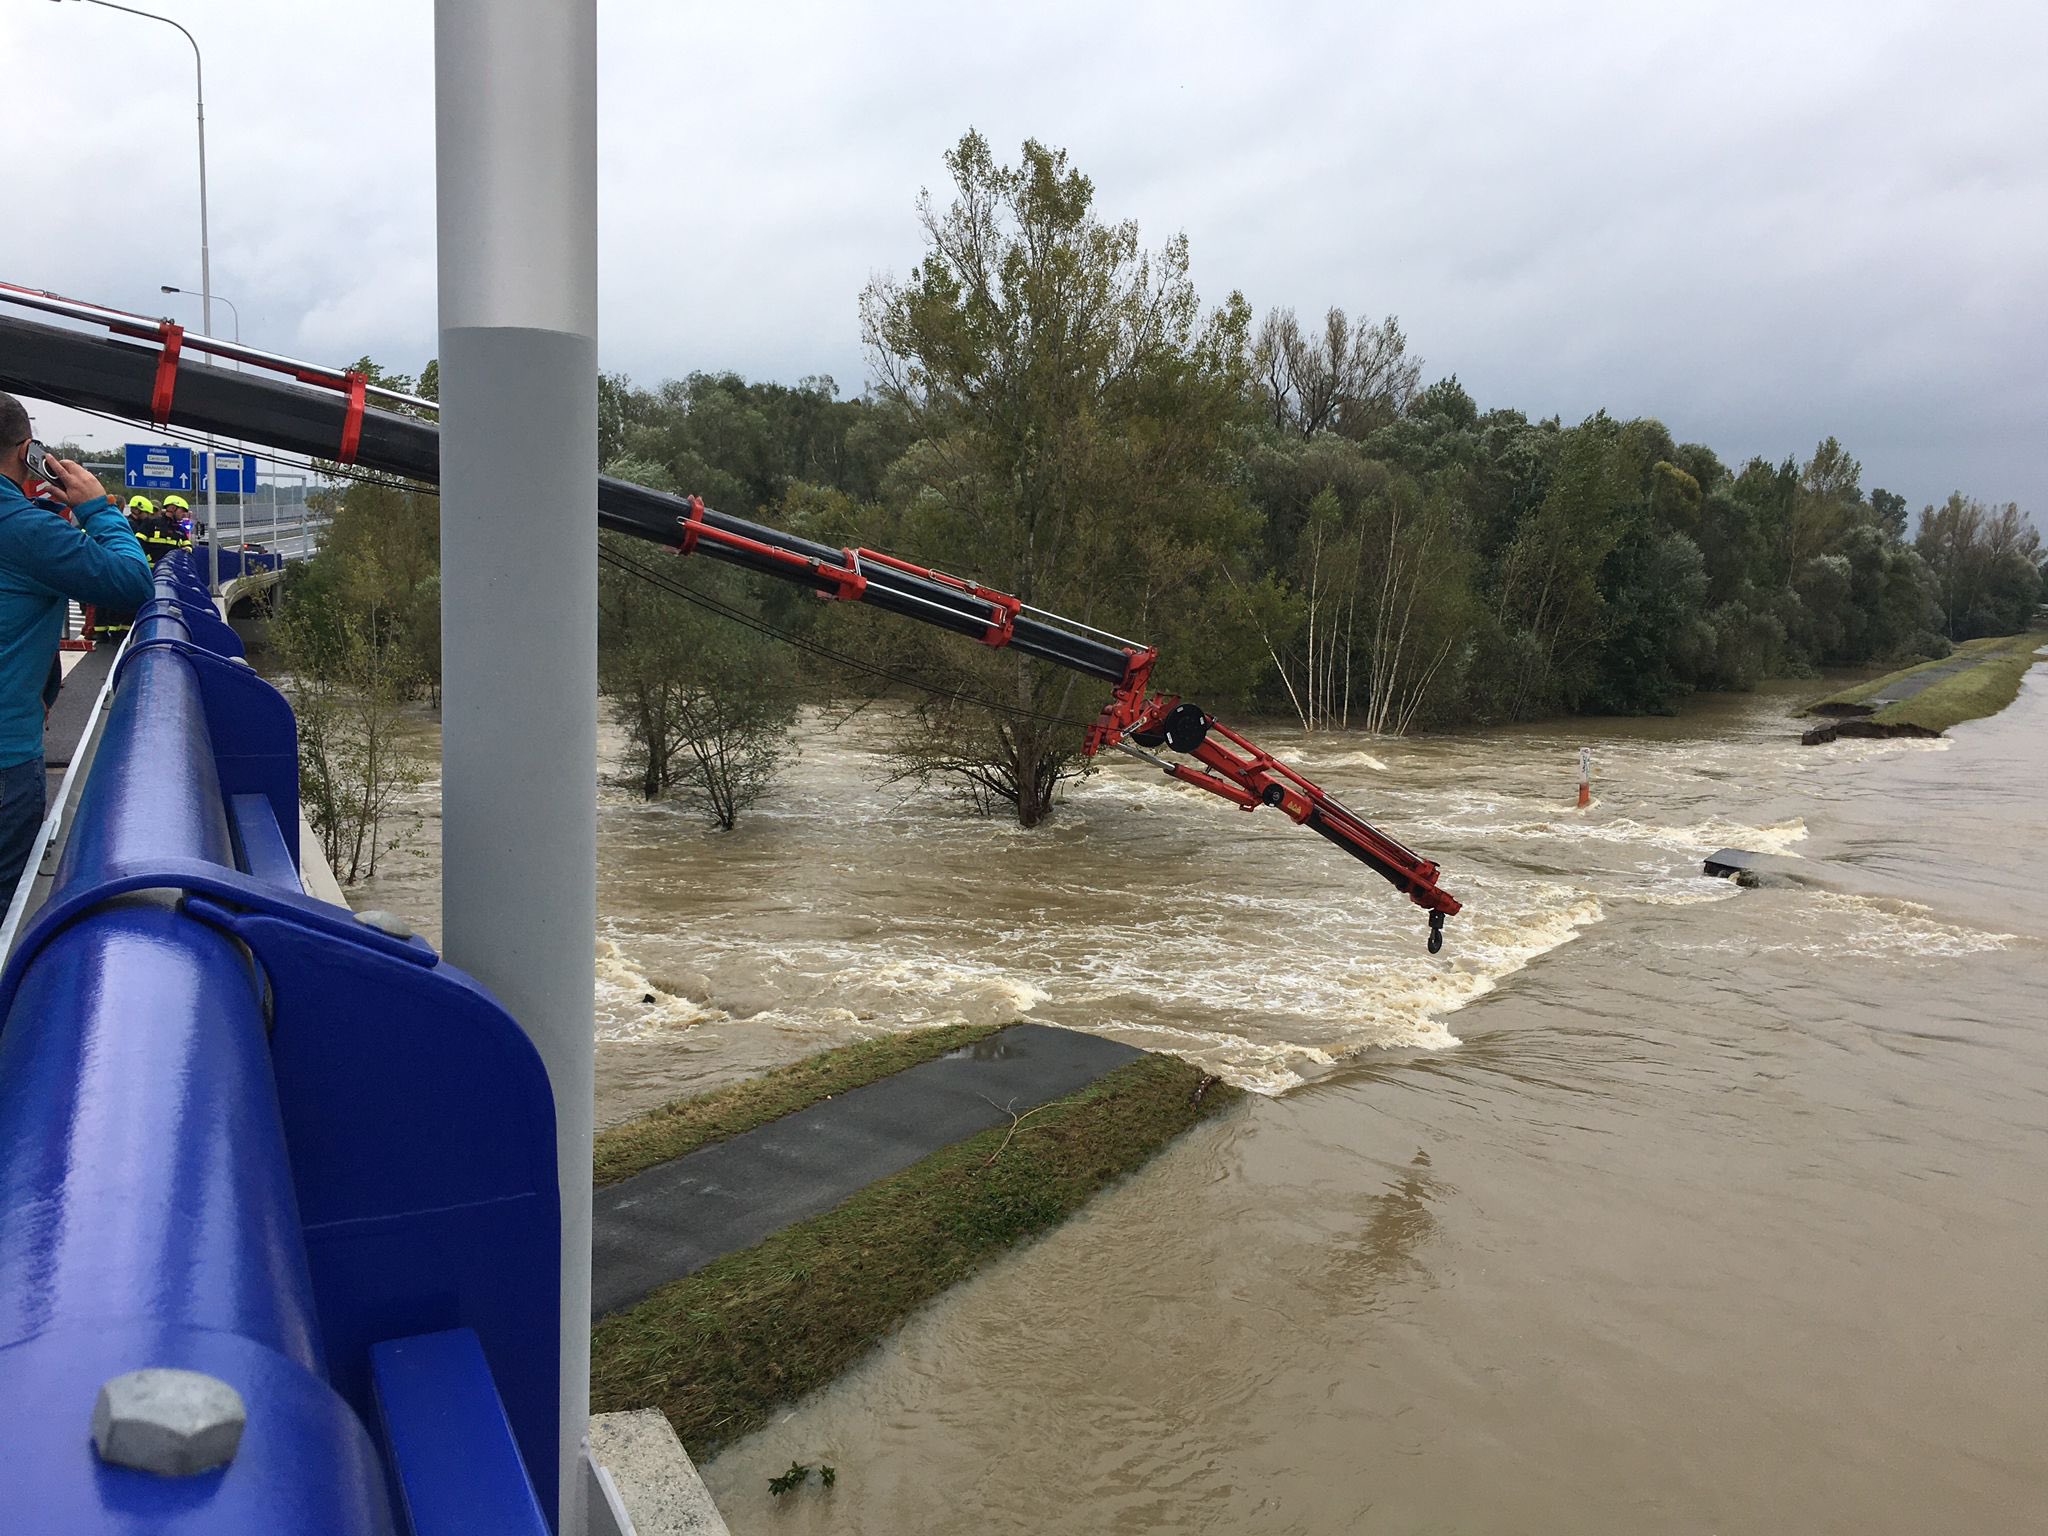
[161,284,236,351]
[62,0,218,592]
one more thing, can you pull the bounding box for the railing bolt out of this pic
[355,908,415,940]
[92,1368,247,1477]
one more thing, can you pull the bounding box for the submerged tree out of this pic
[597,462,800,828]
[275,598,427,885]
[860,129,1261,825]
[273,462,439,884]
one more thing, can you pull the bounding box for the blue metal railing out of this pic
[0,554,559,1533]
[193,543,285,587]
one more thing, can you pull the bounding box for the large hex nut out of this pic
[92,1369,247,1477]
[354,908,416,940]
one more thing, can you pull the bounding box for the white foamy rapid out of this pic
[357,689,1936,1103]
[594,932,722,1040]
[581,713,1675,1095]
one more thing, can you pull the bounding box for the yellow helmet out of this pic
[127,495,155,517]
[162,494,190,512]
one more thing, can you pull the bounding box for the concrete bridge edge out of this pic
[587,1410,731,1536]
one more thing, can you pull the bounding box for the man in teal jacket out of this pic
[0,393,154,903]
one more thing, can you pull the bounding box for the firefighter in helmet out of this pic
[92,496,158,641]
[161,494,192,540]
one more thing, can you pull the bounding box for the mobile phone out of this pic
[22,439,60,485]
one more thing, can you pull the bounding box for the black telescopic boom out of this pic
[1,301,1466,943]
[0,313,1132,683]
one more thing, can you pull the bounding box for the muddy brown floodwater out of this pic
[353,666,2048,1534]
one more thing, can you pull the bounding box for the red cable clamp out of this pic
[149,322,185,425]
[977,589,1022,646]
[335,370,368,465]
[677,495,707,556]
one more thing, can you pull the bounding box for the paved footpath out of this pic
[45,644,116,804]
[1861,652,1984,709]
[591,1022,1143,1317]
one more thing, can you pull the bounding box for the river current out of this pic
[354,667,2048,1534]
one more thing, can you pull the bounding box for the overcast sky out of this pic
[7,0,2043,513]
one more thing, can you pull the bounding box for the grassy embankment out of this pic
[1808,631,2046,735]
[590,1038,1239,1455]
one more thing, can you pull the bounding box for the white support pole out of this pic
[193,38,217,596]
[435,4,598,1530]
[73,5,215,590]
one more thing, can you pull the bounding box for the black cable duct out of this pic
[0,313,1135,683]
[1,303,1465,936]
[594,542,1094,731]
[27,369,1097,730]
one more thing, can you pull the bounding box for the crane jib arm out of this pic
[0,298,1461,945]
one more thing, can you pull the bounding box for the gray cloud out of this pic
[11,0,2042,512]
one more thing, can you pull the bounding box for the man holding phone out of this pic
[0,392,154,903]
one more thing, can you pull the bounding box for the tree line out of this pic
[281,130,2045,843]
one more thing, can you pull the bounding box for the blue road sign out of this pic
[124,443,193,491]
[200,451,258,495]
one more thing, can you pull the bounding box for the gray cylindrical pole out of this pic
[435,3,598,1531]
[201,433,218,592]
[77,6,217,590]
[195,42,216,596]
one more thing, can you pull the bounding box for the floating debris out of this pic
[1703,849,1761,884]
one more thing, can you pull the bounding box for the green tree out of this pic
[859,130,1260,825]
[599,370,909,513]
[596,459,799,827]
[1917,495,2043,639]
[1496,422,1631,717]
[1253,306,1421,439]
[275,598,427,885]
[1242,433,1472,734]
[1870,487,1908,541]
[292,480,442,698]
[1588,530,1712,713]
[1349,474,1474,733]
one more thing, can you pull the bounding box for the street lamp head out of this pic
[160,285,179,295]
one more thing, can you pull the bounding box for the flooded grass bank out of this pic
[1807,630,2045,733]
[590,1050,1240,1457]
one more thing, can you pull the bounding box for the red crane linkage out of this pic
[666,498,1463,951]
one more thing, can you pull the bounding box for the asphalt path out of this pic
[591,1022,1143,1317]
[1863,652,1984,708]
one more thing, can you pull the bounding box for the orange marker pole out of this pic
[1577,745,1592,809]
